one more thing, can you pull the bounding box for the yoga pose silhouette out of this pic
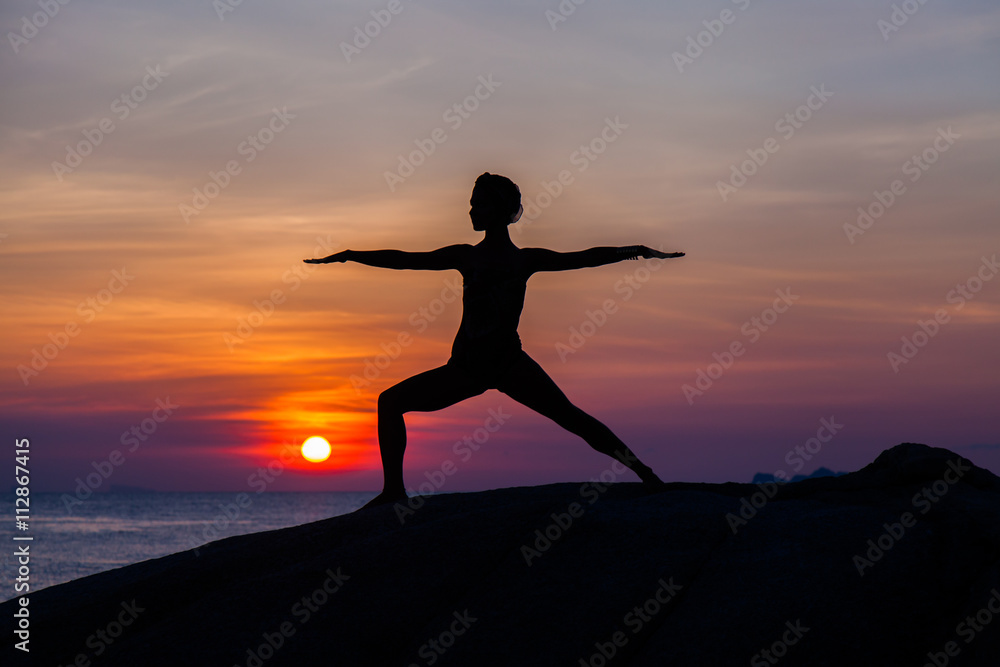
[305,173,684,508]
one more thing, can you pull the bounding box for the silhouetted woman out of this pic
[306,173,684,507]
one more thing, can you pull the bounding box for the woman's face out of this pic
[469,188,508,231]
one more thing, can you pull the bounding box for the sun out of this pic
[301,436,332,463]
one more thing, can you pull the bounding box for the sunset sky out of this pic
[2,0,998,494]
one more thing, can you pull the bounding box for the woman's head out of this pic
[470,172,522,230]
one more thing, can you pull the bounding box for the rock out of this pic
[5,443,999,666]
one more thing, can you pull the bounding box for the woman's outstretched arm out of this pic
[525,245,684,273]
[305,244,469,270]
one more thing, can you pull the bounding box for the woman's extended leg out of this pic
[497,353,663,485]
[365,363,485,508]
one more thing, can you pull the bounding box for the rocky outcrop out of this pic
[5,443,999,666]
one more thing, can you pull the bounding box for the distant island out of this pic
[107,484,160,493]
[752,466,847,484]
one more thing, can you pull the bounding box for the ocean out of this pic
[2,491,374,602]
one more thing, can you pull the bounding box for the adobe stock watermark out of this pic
[51,65,169,181]
[514,116,628,234]
[750,620,810,666]
[578,576,683,666]
[384,74,501,192]
[393,406,512,524]
[544,0,592,32]
[726,416,844,534]
[878,0,932,42]
[853,457,971,576]
[340,0,412,63]
[887,254,997,373]
[716,84,833,202]
[556,249,667,362]
[7,0,72,55]
[224,235,338,351]
[189,441,302,554]
[844,126,959,244]
[234,567,350,667]
[671,0,752,73]
[406,609,478,667]
[45,599,145,665]
[61,398,180,512]
[17,267,134,386]
[349,275,463,394]
[682,287,799,405]
[922,588,1000,667]
[213,0,248,21]
[521,451,639,567]
[179,106,296,223]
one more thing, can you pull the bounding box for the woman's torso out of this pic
[450,244,530,367]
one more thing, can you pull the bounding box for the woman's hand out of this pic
[631,245,685,260]
[304,250,350,264]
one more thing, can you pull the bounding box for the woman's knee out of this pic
[549,402,595,434]
[378,385,404,414]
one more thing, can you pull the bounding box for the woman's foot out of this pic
[634,464,667,490]
[641,476,667,492]
[360,489,407,510]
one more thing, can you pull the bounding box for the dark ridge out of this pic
[5,443,999,666]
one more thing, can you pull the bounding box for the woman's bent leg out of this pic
[365,363,484,507]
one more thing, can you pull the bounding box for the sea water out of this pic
[1,491,373,601]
